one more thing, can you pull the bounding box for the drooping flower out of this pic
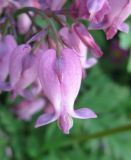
[9,44,42,98]
[0,35,17,91]
[73,23,103,58]
[89,0,131,39]
[9,44,31,88]
[0,35,17,81]
[35,48,97,134]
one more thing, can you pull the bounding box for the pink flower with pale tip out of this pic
[9,45,42,98]
[89,0,131,39]
[9,44,32,88]
[35,48,97,134]
[0,35,17,91]
[73,23,103,58]
[0,35,17,82]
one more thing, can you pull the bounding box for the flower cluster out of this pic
[0,0,130,134]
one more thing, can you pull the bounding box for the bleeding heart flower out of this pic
[0,35,17,91]
[89,0,131,39]
[0,35,17,81]
[9,44,31,88]
[9,45,42,98]
[35,48,97,134]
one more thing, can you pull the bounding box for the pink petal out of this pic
[72,108,97,119]
[91,1,110,23]
[35,113,57,127]
[87,0,106,13]
[118,22,129,33]
[87,0,109,22]
[83,57,97,69]
[58,112,73,134]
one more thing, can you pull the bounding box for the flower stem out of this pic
[43,124,131,151]
[13,7,61,56]
[72,124,131,142]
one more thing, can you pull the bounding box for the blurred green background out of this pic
[0,9,131,160]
